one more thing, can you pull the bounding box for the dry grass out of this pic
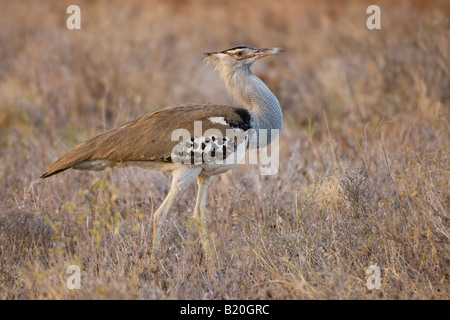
[0,0,449,299]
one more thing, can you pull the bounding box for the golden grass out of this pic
[0,0,448,299]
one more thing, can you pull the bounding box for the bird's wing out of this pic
[41,104,254,178]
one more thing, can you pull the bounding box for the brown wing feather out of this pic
[40,104,252,178]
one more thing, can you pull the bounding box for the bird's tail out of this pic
[40,134,109,179]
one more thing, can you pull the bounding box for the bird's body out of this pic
[41,104,253,177]
[41,46,284,258]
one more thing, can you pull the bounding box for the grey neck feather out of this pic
[220,64,283,144]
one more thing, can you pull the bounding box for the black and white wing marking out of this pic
[171,108,254,165]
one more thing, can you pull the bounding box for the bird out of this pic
[41,45,285,258]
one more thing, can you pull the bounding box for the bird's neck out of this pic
[223,66,283,134]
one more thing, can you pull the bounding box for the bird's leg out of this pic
[193,175,214,259]
[151,186,180,258]
[151,167,201,260]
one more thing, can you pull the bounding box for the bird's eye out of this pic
[236,51,243,56]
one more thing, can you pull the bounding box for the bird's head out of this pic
[204,46,285,74]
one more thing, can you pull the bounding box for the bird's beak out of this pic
[203,51,218,57]
[251,47,285,59]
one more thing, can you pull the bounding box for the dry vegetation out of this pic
[0,0,449,299]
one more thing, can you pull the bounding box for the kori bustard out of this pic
[41,46,284,258]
